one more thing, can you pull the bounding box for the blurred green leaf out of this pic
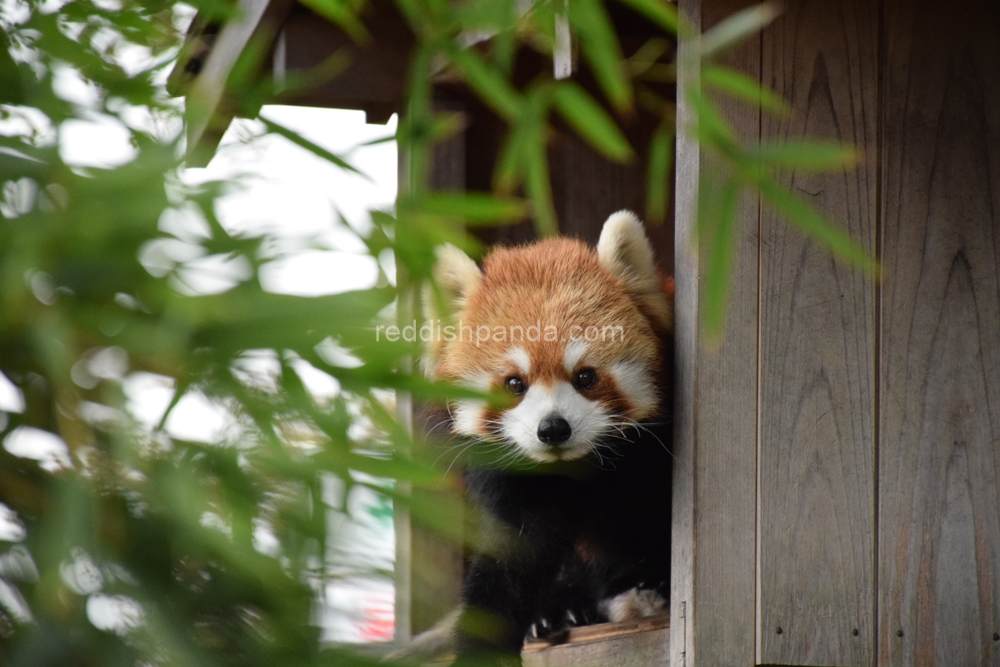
[615,0,679,33]
[552,82,634,163]
[685,83,737,151]
[526,141,558,237]
[754,174,879,273]
[703,65,791,116]
[645,121,674,223]
[698,2,781,59]
[402,192,529,224]
[698,173,739,341]
[493,125,530,194]
[297,0,371,44]
[260,117,368,178]
[451,0,520,33]
[568,0,633,110]
[751,140,859,172]
[447,46,522,121]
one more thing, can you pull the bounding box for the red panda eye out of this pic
[573,368,597,390]
[505,376,526,395]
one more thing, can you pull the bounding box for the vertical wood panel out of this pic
[673,1,759,665]
[878,0,1000,664]
[550,118,673,264]
[756,0,878,664]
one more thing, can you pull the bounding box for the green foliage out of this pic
[0,0,872,664]
[675,2,875,338]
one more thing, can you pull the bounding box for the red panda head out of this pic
[426,211,671,463]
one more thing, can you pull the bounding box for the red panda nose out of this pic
[537,416,572,444]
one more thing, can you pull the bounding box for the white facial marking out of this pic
[563,340,588,374]
[507,346,531,375]
[451,372,492,437]
[609,361,657,418]
[500,381,611,462]
[452,399,486,436]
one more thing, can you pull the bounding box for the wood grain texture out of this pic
[524,612,670,649]
[756,0,878,664]
[183,0,294,163]
[275,3,412,123]
[877,0,1000,664]
[550,120,673,262]
[673,1,760,665]
[524,623,670,667]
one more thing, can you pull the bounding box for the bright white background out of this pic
[1,100,400,642]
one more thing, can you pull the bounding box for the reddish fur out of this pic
[434,238,661,413]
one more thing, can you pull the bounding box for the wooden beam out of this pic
[182,0,294,165]
[671,1,760,666]
[878,0,1000,664]
[269,3,412,124]
[524,614,670,667]
[755,0,879,663]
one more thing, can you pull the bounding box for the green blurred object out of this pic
[0,0,871,664]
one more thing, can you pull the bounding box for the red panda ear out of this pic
[421,244,483,375]
[431,244,482,313]
[597,210,673,333]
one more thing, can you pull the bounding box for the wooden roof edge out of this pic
[169,0,294,166]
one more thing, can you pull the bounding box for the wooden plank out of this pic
[524,612,670,649]
[183,0,294,163]
[672,1,760,665]
[877,0,1000,664]
[273,3,412,124]
[550,118,669,253]
[755,0,878,664]
[524,617,670,667]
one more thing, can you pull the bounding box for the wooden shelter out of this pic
[174,0,1000,664]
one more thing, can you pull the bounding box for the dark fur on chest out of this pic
[451,422,672,664]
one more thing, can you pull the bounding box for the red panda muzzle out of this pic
[536,415,572,444]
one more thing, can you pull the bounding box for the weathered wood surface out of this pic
[180,0,294,164]
[461,101,673,256]
[274,3,412,123]
[672,0,759,666]
[755,0,879,664]
[524,614,670,667]
[877,0,1000,664]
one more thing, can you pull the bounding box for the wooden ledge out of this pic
[522,613,670,667]
[523,612,670,650]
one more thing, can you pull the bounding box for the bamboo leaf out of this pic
[699,176,740,342]
[405,192,529,223]
[751,141,859,172]
[552,82,634,163]
[699,2,781,59]
[447,46,522,121]
[493,128,528,193]
[526,143,558,237]
[569,0,633,110]
[754,175,879,273]
[297,0,371,44]
[703,65,791,116]
[645,121,674,223]
[615,0,679,33]
[685,84,737,151]
[260,117,369,179]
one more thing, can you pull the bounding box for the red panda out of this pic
[423,211,673,665]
